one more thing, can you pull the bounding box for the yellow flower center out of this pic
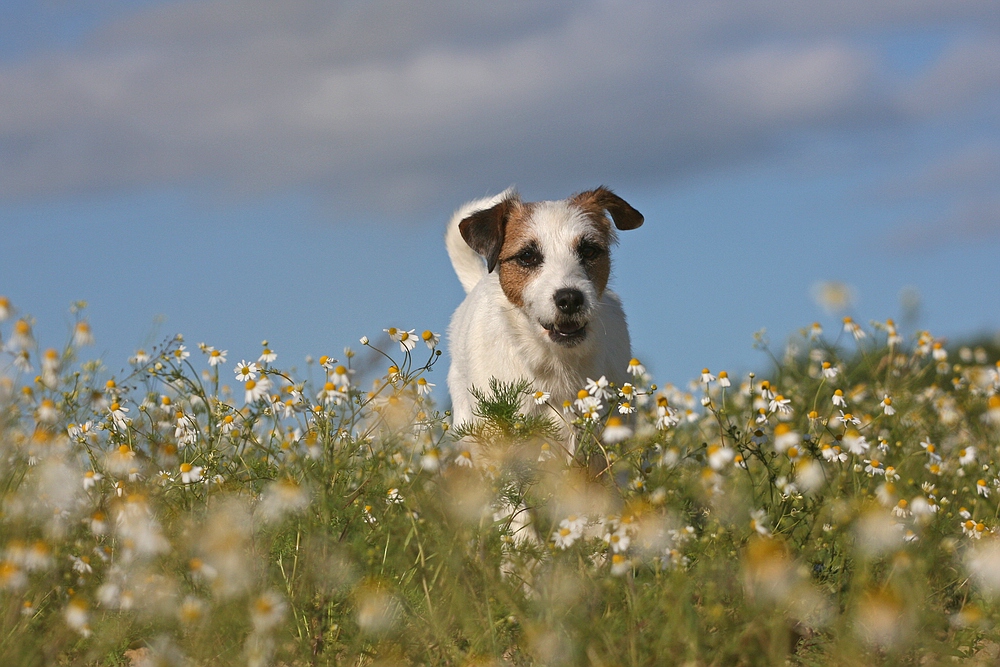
[245,380,256,390]
[180,463,192,473]
[577,389,589,400]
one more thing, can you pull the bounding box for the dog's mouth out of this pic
[541,321,588,346]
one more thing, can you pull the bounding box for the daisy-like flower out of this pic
[234,360,259,381]
[843,316,865,340]
[706,443,734,470]
[809,322,823,339]
[958,447,978,467]
[842,431,869,455]
[10,319,34,350]
[532,390,550,405]
[920,439,941,462]
[749,509,771,536]
[0,295,10,321]
[701,368,716,384]
[179,462,203,484]
[537,442,556,462]
[773,423,799,453]
[422,330,440,349]
[821,362,839,379]
[821,444,848,462]
[655,396,679,430]
[891,499,910,518]
[251,591,288,634]
[385,328,418,353]
[219,413,237,435]
[618,401,635,415]
[718,370,731,388]
[602,417,633,444]
[73,321,94,347]
[64,599,91,637]
[415,377,435,396]
[317,381,346,406]
[758,381,775,401]
[455,450,474,468]
[207,347,227,367]
[886,318,902,346]
[978,479,990,498]
[130,349,150,365]
[932,342,947,362]
[768,394,791,414]
[604,528,631,553]
[171,345,190,362]
[258,346,277,363]
[832,389,847,407]
[420,448,441,472]
[884,465,900,481]
[586,376,612,401]
[108,402,130,430]
[864,459,885,476]
[386,488,404,504]
[880,395,895,415]
[574,389,602,414]
[627,358,645,377]
[82,470,103,490]
[330,365,351,386]
[245,376,272,404]
[37,399,59,423]
[838,411,861,427]
[963,520,987,539]
[610,553,631,576]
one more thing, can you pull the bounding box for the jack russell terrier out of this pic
[446,187,643,448]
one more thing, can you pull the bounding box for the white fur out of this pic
[445,192,633,440]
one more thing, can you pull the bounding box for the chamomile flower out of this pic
[422,330,440,349]
[130,349,150,365]
[206,347,228,367]
[73,321,94,347]
[843,316,865,340]
[932,342,947,362]
[532,390,550,405]
[385,328,417,353]
[586,376,612,400]
[415,377,435,396]
[701,368,716,384]
[880,395,895,415]
[618,401,635,415]
[317,382,346,406]
[706,443,735,470]
[171,345,190,362]
[602,417,633,444]
[251,591,287,633]
[82,470,103,490]
[258,346,277,363]
[330,364,351,386]
[978,479,990,497]
[749,509,771,536]
[234,360,259,382]
[179,462,203,484]
[108,402,130,430]
[920,440,941,462]
[768,394,791,414]
[455,450,474,468]
[832,389,847,407]
[10,319,34,350]
[244,376,272,404]
[864,459,885,476]
[604,528,631,553]
[0,295,10,321]
[718,371,731,388]
[959,447,977,466]
[627,358,645,377]
[821,361,838,379]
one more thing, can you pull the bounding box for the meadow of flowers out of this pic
[2,295,1000,666]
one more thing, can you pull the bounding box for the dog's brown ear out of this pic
[459,196,516,273]
[573,186,644,231]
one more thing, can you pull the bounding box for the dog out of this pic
[445,186,643,450]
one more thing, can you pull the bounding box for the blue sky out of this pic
[1,0,999,390]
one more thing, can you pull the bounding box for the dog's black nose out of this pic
[554,288,585,315]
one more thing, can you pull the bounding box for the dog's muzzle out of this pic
[543,288,588,346]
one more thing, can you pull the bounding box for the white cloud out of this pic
[0,0,996,215]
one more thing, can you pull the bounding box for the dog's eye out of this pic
[578,242,604,261]
[515,247,543,268]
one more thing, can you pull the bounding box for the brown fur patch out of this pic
[582,241,611,297]
[570,186,644,231]
[495,201,538,307]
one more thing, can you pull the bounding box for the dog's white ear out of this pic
[574,187,644,230]
[458,196,515,273]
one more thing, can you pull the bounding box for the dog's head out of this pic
[459,187,643,348]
